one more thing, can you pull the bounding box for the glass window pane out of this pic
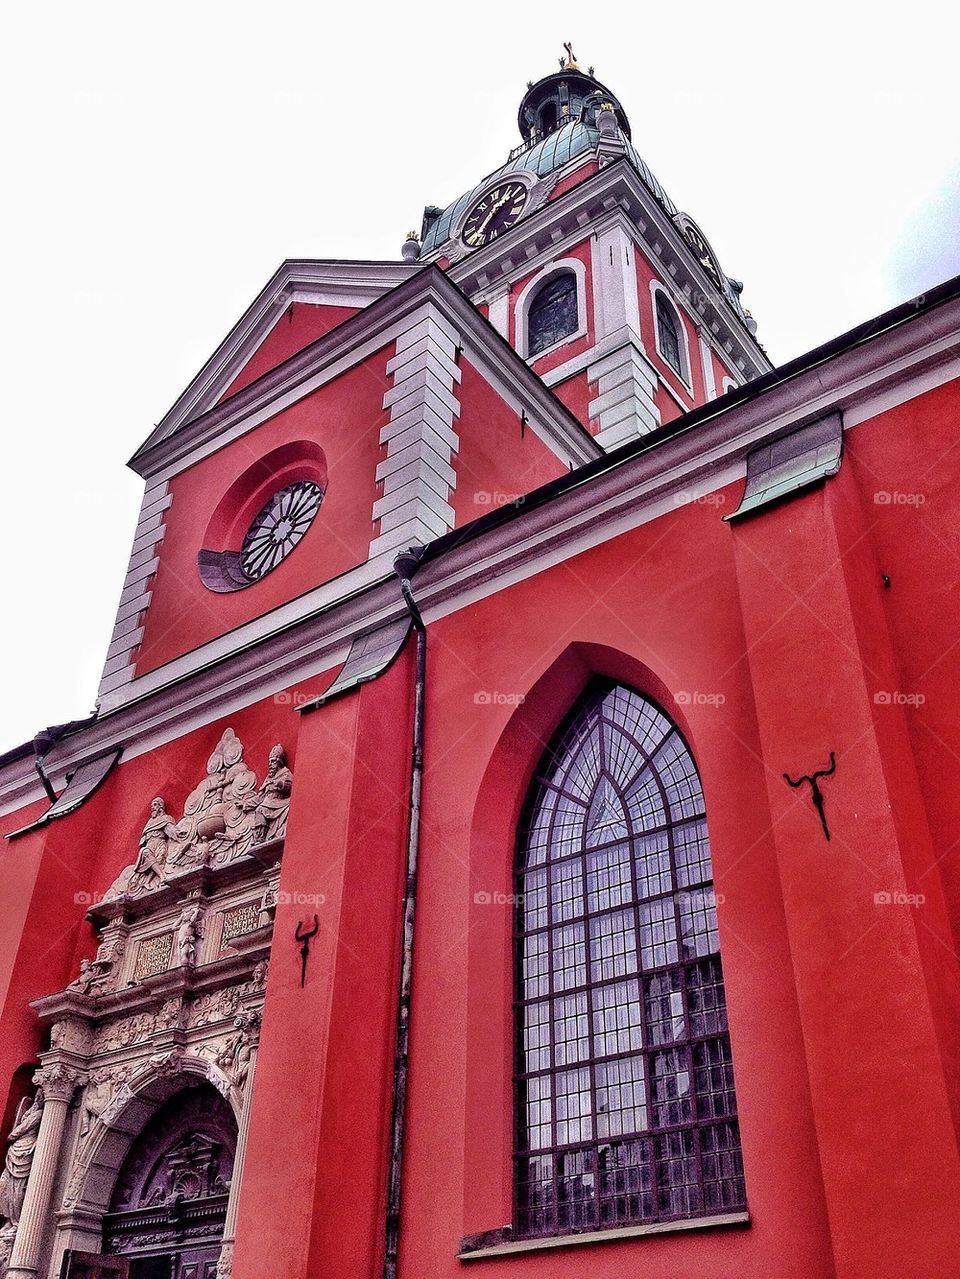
[656,294,684,377]
[515,682,743,1238]
[552,923,586,991]
[592,979,643,1056]
[586,842,634,914]
[638,898,678,969]
[555,1068,593,1144]
[528,274,579,356]
[596,1054,647,1137]
[553,993,590,1066]
[590,909,638,982]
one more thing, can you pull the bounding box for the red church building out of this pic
[1,48,960,1279]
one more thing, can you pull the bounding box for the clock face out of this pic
[683,224,723,288]
[461,181,528,248]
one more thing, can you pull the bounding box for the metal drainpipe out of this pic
[384,544,427,1279]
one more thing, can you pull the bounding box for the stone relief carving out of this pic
[177,903,204,967]
[142,1132,230,1207]
[94,1007,165,1054]
[255,746,293,843]
[66,930,126,997]
[0,1091,43,1253]
[49,1018,93,1056]
[78,1067,129,1142]
[203,1010,261,1092]
[104,730,293,901]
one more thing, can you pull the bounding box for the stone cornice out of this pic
[31,947,268,1029]
[1,285,957,820]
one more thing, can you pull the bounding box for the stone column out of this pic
[216,1017,261,1279]
[6,1065,84,1279]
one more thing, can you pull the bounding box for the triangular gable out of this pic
[132,259,419,462]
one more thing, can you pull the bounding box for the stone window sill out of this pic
[458,1210,750,1261]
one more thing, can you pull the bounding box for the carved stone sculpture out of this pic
[100,730,293,902]
[177,903,204,967]
[106,798,177,899]
[174,730,244,857]
[0,1225,14,1276]
[255,746,293,842]
[0,1092,43,1232]
[130,798,178,893]
[208,1010,261,1091]
[66,932,125,997]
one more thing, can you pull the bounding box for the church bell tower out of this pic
[413,46,770,448]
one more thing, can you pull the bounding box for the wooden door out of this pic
[175,1249,221,1279]
[60,1251,130,1279]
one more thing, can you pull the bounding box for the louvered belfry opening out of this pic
[513,681,745,1238]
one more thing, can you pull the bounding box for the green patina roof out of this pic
[420,121,679,255]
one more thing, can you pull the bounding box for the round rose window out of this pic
[238,480,324,581]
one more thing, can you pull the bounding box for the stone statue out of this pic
[257,882,277,929]
[177,904,203,967]
[66,959,101,996]
[99,731,294,903]
[128,798,177,895]
[209,1011,259,1089]
[0,1091,43,1233]
[255,745,293,842]
[67,932,124,996]
[175,730,252,860]
[218,757,262,856]
[103,797,177,900]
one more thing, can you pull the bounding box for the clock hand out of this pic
[477,190,514,235]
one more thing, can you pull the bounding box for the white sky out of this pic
[1,0,958,755]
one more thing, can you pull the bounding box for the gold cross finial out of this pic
[562,42,578,70]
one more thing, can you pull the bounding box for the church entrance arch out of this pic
[63,1083,235,1279]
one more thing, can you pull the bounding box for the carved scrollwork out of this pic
[33,1063,86,1104]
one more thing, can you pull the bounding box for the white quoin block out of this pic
[369,306,463,561]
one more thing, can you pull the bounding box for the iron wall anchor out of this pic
[784,752,837,842]
[295,914,319,987]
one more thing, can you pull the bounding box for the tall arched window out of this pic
[527,273,579,357]
[655,291,686,381]
[514,682,744,1238]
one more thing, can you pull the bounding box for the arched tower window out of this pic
[514,682,744,1238]
[539,102,558,136]
[527,273,579,358]
[655,291,687,381]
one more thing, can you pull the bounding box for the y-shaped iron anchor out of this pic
[295,914,319,987]
[784,752,837,842]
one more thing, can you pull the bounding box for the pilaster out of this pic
[731,465,960,1276]
[217,1023,260,1279]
